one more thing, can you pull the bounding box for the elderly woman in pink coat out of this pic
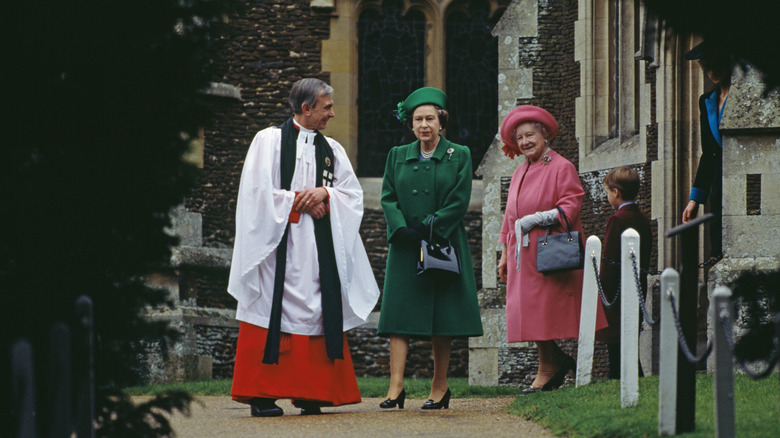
[497,105,606,394]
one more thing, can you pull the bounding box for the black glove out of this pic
[409,221,429,239]
[390,227,422,248]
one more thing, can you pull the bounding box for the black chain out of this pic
[593,252,659,324]
[718,312,778,379]
[602,255,662,276]
[631,252,658,326]
[698,254,723,269]
[592,254,620,308]
[668,290,713,363]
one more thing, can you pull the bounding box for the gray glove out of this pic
[514,208,560,251]
[517,208,559,235]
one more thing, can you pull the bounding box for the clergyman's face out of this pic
[301,94,335,130]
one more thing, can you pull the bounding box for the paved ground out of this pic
[142,396,555,437]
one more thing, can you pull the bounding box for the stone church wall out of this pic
[161,0,484,382]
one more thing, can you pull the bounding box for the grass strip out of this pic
[507,373,779,437]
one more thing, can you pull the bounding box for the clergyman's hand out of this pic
[307,201,328,219]
[294,187,329,213]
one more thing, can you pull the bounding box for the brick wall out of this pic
[187,0,332,249]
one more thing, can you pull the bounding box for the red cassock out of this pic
[231,322,361,406]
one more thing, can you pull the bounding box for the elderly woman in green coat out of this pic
[377,87,483,410]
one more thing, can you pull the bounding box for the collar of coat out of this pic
[404,135,452,161]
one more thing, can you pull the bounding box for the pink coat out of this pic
[500,149,607,342]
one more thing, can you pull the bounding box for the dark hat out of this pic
[684,42,706,60]
[396,87,447,122]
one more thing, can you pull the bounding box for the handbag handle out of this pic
[542,206,575,244]
[555,206,573,233]
[426,214,436,242]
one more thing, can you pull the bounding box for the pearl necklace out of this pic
[420,144,437,159]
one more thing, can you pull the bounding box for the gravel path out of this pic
[146,396,555,437]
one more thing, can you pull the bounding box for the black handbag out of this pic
[416,216,460,279]
[536,206,584,274]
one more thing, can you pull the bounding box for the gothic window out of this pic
[605,0,640,143]
[446,0,500,173]
[575,0,649,172]
[331,0,506,176]
[357,0,425,177]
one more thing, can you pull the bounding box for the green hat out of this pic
[396,87,447,122]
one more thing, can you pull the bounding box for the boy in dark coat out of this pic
[597,166,652,379]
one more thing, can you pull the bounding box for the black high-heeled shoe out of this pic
[379,388,406,409]
[542,354,576,390]
[421,388,451,410]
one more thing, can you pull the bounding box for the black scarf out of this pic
[262,117,343,364]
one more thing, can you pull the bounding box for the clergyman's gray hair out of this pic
[288,78,334,114]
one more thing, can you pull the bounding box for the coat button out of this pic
[412,189,418,195]
[413,165,419,171]
[425,165,431,170]
[424,189,430,194]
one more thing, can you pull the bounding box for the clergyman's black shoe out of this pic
[293,400,323,415]
[249,398,283,417]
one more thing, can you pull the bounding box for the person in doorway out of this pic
[681,41,736,260]
[378,87,483,410]
[228,78,380,417]
[498,105,607,393]
[595,166,653,379]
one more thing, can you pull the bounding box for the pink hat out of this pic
[500,105,558,159]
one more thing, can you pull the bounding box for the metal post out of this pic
[621,229,640,407]
[577,236,601,387]
[50,322,73,438]
[658,268,680,436]
[11,339,37,438]
[713,286,735,438]
[776,313,780,393]
[665,213,712,434]
[75,296,96,438]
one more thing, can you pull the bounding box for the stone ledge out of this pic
[202,82,241,100]
[721,65,780,132]
[171,246,232,269]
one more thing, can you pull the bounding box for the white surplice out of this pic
[227,124,380,335]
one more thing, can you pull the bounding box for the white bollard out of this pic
[713,286,735,438]
[658,268,679,436]
[620,228,640,408]
[577,236,602,387]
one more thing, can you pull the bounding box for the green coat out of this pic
[377,136,483,338]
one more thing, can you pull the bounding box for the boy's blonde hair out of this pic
[604,166,640,201]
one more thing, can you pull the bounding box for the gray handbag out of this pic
[536,206,584,274]
[416,216,460,279]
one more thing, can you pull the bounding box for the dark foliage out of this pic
[96,390,196,438]
[729,269,780,364]
[645,0,780,92]
[1,1,234,436]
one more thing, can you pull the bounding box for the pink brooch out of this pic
[541,154,552,165]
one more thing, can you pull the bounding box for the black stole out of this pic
[262,118,344,364]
